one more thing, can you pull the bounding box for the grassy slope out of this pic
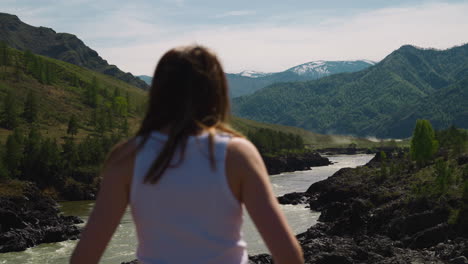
[0,48,147,143]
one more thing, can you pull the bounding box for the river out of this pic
[0,154,374,264]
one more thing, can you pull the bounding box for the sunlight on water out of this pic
[0,154,373,263]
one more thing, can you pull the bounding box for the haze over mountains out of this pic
[0,13,149,90]
[138,60,375,97]
[233,44,468,138]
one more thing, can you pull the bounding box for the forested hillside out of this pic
[233,44,468,138]
[0,13,149,90]
[0,43,146,199]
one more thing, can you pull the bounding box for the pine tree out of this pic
[126,91,131,113]
[23,50,35,73]
[410,119,439,166]
[86,77,99,107]
[37,138,61,185]
[72,74,80,87]
[23,91,39,123]
[62,137,79,168]
[22,127,42,181]
[13,60,22,82]
[44,62,51,85]
[0,42,9,80]
[2,90,18,129]
[4,134,22,178]
[67,114,79,136]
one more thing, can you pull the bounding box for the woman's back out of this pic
[70,45,303,264]
[131,131,247,264]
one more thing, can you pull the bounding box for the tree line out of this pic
[0,126,123,191]
[247,128,304,154]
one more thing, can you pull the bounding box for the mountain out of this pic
[286,60,376,77]
[227,60,374,97]
[0,13,149,90]
[236,70,274,78]
[232,44,468,138]
[139,60,374,98]
[137,75,152,85]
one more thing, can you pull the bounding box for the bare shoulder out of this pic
[101,138,139,188]
[227,137,258,157]
[104,138,139,169]
[226,137,267,176]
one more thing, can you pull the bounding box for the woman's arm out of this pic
[70,139,136,264]
[226,138,304,264]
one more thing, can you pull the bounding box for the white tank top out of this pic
[130,131,248,264]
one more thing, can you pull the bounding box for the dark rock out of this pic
[262,152,331,175]
[249,254,273,264]
[408,224,449,249]
[250,151,465,263]
[314,253,353,264]
[121,260,139,264]
[277,192,310,205]
[0,182,83,253]
[450,256,468,264]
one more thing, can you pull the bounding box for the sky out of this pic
[2,0,468,75]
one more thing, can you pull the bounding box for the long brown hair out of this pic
[137,45,242,184]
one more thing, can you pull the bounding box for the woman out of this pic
[70,46,304,264]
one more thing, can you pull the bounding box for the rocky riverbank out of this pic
[261,151,468,263]
[0,181,82,253]
[262,152,332,175]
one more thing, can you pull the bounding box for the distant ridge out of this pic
[233,44,468,138]
[226,60,375,97]
[137,75,152,85]
[0,13,149,90]
[138,60,375,97]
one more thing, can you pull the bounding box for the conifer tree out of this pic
[4,134,22,178]
[23,91,38,123]
[62,137,79,168]
[113,87,121,97]
[67,114,79,136]
[86,77,99,107]
[72,74,80,87]
[22,127,42,181]
[23,50,35,73]
[2,90,18,129]
[13,60,22,82]
[126,91,131,113]
[0,42,9,80]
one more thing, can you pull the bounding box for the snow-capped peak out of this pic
[360,59,377,65]
[237,70,273,78]
[288,60,329,75]
[287,60,376,76]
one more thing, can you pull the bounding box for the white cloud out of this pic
[214,10,256,18]
[95,2,468,75]
[3,1,468,75]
